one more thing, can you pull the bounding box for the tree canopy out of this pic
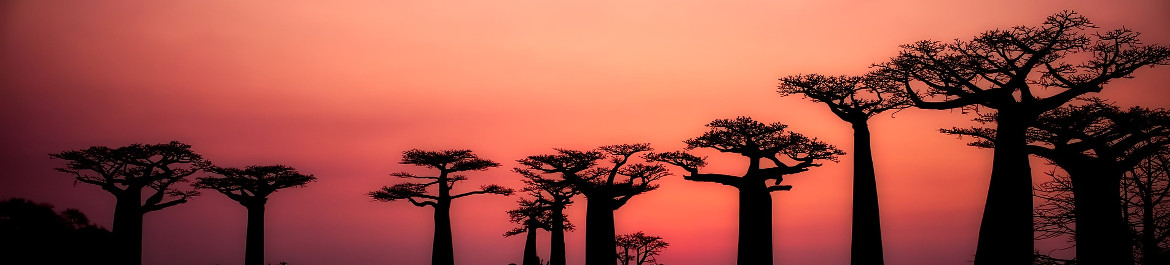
[50,141,205,213]
[197,165,316,202]
[369,149,514,207]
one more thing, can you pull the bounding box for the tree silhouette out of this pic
[505,198,566,265]
[513,168,580,265]
[947,99,1170,265]
[875,11,1170,264]
[1032,169,1077,263]
[648,117,844,265]
[50,141,204,265]
[778,73,909,265]
[195,165,316,265]
[1124,147,1170,265]
[517,143,668,265]
[615,231,669,265]
[368,149,514,265]
[0,198,113,264]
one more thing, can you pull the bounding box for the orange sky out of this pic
[2,1,1169,264]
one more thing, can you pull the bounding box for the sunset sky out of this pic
[2,1,1169,264]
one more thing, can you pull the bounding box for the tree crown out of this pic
[503,198,573,237]
[876,10,1170,113]
[50,141,204,212]
[196,164,316,202]
[684,117,844,162]
[517,144,667,209]
[369,149,513,208]
[944,98,1170,171]
[649,117,843,192]
[615,231,669,265]
[400,149,501,172]
[778,73,911,121]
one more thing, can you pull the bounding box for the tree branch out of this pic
[682,173,741,188]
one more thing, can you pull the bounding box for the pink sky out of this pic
[2,1,1169,264]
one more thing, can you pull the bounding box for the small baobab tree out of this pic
[504,198,563,265]
[196,165,315,265]
[368,149,514,265]
[649,117,844,265]
[513,168,580,265]
[615,231,669,265]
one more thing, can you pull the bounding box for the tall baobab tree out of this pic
[50,141,203,265]
[875,11,1170,264]
[778,73,909,265]
[196,165,316,265]
[368,149,514,265]
[514,168,580,265]
[947,99,1170,265]
[517,144,668,265]
[649,117,844,265]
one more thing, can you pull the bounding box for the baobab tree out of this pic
[649,117,844,265]
[946,99,1170,265]
[504,198,559,265]
[195,165,316,265]
[514,168,580,265]
[875,11,1170,264]
[1124,147,1170,265]
[778,73,909,265]
[615,231,669,265]
[517,144,668,265]
[368,149,514,265]
[50,141,204,265]
[1036,148,1170,265]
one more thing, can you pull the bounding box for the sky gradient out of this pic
[2,1,1169,264]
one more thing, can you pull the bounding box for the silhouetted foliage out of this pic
[1035,148,1170,265]
[505,198,567,265]
[196,165,316,265]
[513,167,579,265]
[649,116,843,265]
[50,141,204,265]
[948,99,1170,265]
[0,198,113,264]
[517,143,668,265]
[875,10,1170,265]
[778,74,910,120]
[779,73,909,265]
[1124,148,1170,265]
[1033,169,1076,244]
[615,231,669,265]
[368,149,514,265]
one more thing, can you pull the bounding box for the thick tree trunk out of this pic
[113,190,143,265]
[973,114,1034,265]
[433,202,455,265]
[550,207,567,265]
[1068,169,1132,265]
[738,175,773,265]
[244,199,268,265]
[523,225,540,265]
[584,195,616,265]
[850,122,884,265]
